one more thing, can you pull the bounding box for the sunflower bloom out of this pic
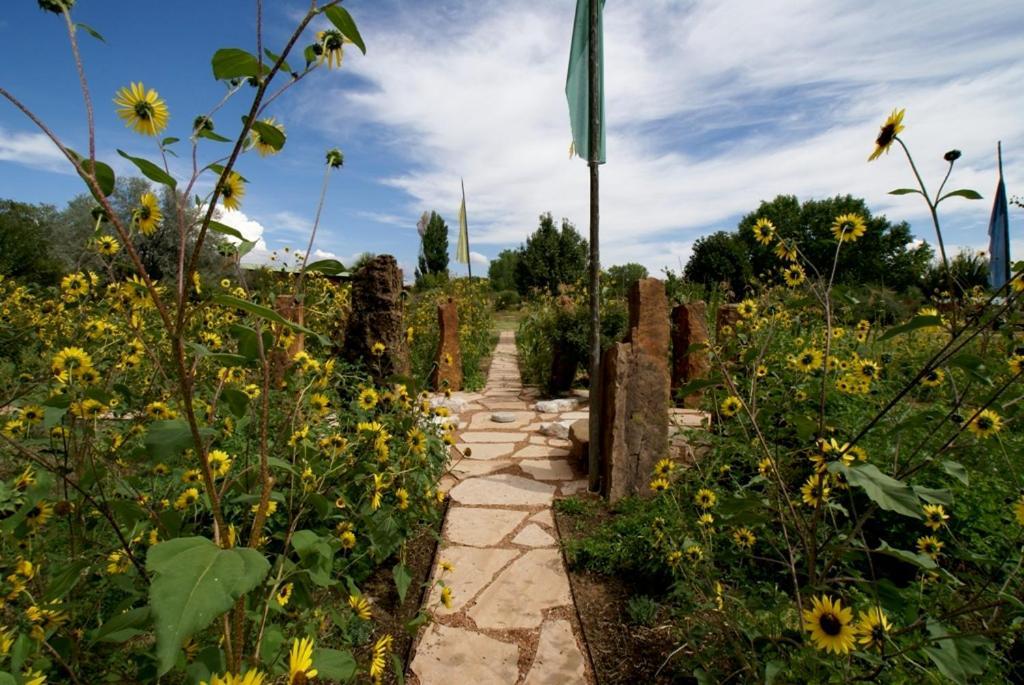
[868,108,905,162]
[719,396,742,417]
[967,409,1002,438]
[349,594,371,620]
[317,29,347,69]
[922,504,949,531]
[114,82,169,136]
[370,634,393,679]
[249,117,285,157]
[134,193,163,236]
[803,595,856,654]
[751,218,776,245]
[288,637,318,684]
[694,488,717,509]
[831,213,867,243]
[1014,495,1024,526]
[219,172,246,211]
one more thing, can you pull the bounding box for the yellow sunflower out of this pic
[61,272,90,300]
[774,238,798,262]
[249,117,285,157]
[920,368,945,388]
[349,594,371,620]
[288,637,318,684]
[916,535,944,560]
[831,213,867,243]
[370,634,393,679]
[134,192,163,236]
[868,108,905,162]
[801,474,830,507]
[967,409,1002,438]
[751,218,776,245]
[358,388,379,411]
[219,172,246,211]
[732,527,756,550]
[114,82,169,136]
[719,395,742,418]
[736,299,757,318]
[650,477,670,493]
[802,595,856,654]
[794,348,823,373]
[694,488,717,509]
[782,263,805,287]
[316,29,347,69]
[922,504,949,531]
[1014,495,1024,526]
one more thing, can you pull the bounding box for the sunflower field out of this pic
[0,3,456,683]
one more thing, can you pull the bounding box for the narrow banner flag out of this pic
[988,143,1010,291]
[566,0,606,163]
[456,178,471,274]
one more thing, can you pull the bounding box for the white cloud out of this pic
[469,251,489,267]
[0,127,71,173]
[214,208,268,249]
[312,0,1023,274]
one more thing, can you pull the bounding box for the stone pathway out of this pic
[410,331,595,685]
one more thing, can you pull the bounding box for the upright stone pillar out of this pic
[343,255,410,380]
[716,303,741,338]
[671,301,710,408]
[433,298,462,391]
[600,278,670,502]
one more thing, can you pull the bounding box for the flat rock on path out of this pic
[411,330,594,684]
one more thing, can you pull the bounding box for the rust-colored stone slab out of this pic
[671,301,711,408]
[433,298,463,391]
[626,278,670,359]
[343,255,410,379]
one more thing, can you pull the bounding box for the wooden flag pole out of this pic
[587,0,602,493]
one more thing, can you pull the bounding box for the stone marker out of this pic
[568,418,589,469]
[433,298,463,391]
[600,278,671,502]
[343,255,410,379]
[671,301,711,408]
[716,303,741,337]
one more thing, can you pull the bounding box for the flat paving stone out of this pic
[449,473,556,506]
[428,544,519,611]
[445,507,527,547]
[519,458,576,481]
[411,622,519,685]
[459,431,525,443]
[514,444,571,459]
[511,523,556,547]
[467,548,571,630]
[467,411,534,430]
[450,459,514,478]
[479,400,528,410]
[456,443,516,460]
[560,479,589,495]
[523,619,587,685]
[529,509,555,528]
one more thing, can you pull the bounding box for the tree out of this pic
[514,212,588,296]
[735,194,932,291]
[684,231,752,297]
[415,211,449,285]
[0,200,64,285]
[605,262,648,298]
[487,249,519,292]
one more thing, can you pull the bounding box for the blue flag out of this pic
[566,0,606,164]
[988,146,1009,290]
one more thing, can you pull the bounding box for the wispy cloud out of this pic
[307,0,1022,272]
[0,127,71,173]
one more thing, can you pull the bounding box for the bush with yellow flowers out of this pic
[562,112,1024,682]
[405,278,496,391]
[0,3,454,683]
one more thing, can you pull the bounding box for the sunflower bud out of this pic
[38,0,75,13]
[326,148,345,168]
[193,116,214,134]
[943,149,961,162]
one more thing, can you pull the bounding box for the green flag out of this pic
[456,178,471,268]
[565,0,605,163]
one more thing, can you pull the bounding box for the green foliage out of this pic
[605,262,649,299]
[514,212,589,296]
[415,211,449,285]
[626,595,659,627]
[0,199,64,285]
[683,230,752,297]
[921,249,990,300]
[487,249,520,292]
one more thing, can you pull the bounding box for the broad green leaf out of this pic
[831,462,920,519]
[206,164,248,182]
[304,44,319,67]
[229,324,274,361]
[45,559,90,601]
[392,653,406,685]
[313,648,357,682]
[144,420,215,460]
[250,119,286,151]
[873,540,937,569]
[877,315,943,342]
[76,22,106,42]
[198,128,232,143]
[222,388,250,419]
[923,620,991,684]
[69,149,116,198]
[161,137,180,147]
[208,220,246,242]
[0,673,14,685]
[304,259,347,276]
[937,188,983,202]
[212,293,325,343]
[323,6,367,54]
[117,149,177,189]
[264,48,293,74]
[405,610,429,635]
[260,624,285,665]
[147,537,270,675]
[211,48,261,80]
[888,188,922,196]
[942,460,968,485]
[948,353,991,385]
[90,607,151,643]
[393,562,412,603]
[673,377,721,398]
[790,414,817,442]
[887,408,944,437]
[913,486,952,506]
[292,530,335,587]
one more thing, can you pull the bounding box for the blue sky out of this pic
[2,1,1022,279]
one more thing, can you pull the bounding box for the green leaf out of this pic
[208,220,246,242]
[405,610,430,635]
[69,149,116,198]
[873,540,937,569]
[45,559,90,601]
[144,420,215,460]
[323,6,367,54]
[249,119,286,151]
[292,530,335,587]
[0,672,15,685]
[146,537,270,675]
[206,164,248,182]
[938,189,983,202]
[948,353,991,385]
[212,293,325,344]
[259,624,284,665]
[673,377,721,398]
[764,660,784,685]
[877,315,943,341]
[161,137,180,147]
[304,259,347,276]
[264,48,293,74]
[313,648,357,682]
[198,128,232,143]
[393,562,412,603]
[922,620,991,684]
[913,486,952,506]
[90,607,151,644]
[117,149,177,189]
[76,22,106,42]
[222,388,250,419]
[304,45,318,67]
[888,188,922,196]
[942,460,968,485]
[831,462,920,519]
[211,48,261,80]
[392,653,406,685]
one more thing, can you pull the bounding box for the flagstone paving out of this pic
[409,330,595,685]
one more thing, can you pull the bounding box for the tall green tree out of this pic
[514,212,588,296]
[487,249,520,291]
[415,211,449,285]
[0,200,64,285]
[605,262,649,298]
[684,231,753,297]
